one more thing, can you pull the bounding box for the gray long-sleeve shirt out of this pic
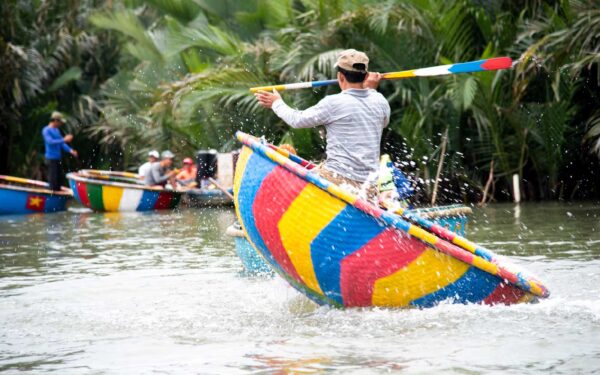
[144,162,170,186]
[272,88,390,182]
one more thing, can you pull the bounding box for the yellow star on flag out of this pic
[29,196,43,207]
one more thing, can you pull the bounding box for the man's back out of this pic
[321,88,390,181]
[271,88,389,182]
[144,162,166,186]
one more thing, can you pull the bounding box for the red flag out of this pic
[26,195,46,211]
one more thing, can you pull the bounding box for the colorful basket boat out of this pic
[67,170,181,212]
[233,132,550,308]
[0,175,72,215]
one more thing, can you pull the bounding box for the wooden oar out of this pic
[250,57,513,92]
[208,177,234,200]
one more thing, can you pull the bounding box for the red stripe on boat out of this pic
[483,282,526,305]
[253,166,307,284]
[481,57,512,70]
[154,191,172,209]
[340,229,424,307]
[76,181,90,207]
[354,199,383,218]
[429,224,457,241]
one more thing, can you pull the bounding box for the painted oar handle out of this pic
[250,57,513,93]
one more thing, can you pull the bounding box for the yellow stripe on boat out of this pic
[453,236,477,253]
[233,147,253,235]
[102,185,124,212]
[278,184,346,294]
[408,225,439,246]
[471,256,499,276]
[372,249,469,307]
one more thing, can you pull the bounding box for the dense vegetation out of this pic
[2,0,599,202]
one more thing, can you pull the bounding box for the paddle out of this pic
[208,177,234,200]
[250,57,513,92]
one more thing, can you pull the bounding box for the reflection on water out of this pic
[0,203,599,373]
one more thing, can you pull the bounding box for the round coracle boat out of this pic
[0,175,72,215]
[67,170,181,212]
[233,132,550,308]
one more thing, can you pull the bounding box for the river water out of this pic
[0,203,598,374]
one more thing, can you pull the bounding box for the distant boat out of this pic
[0,175,72,215]
[184,187,233,207]
[233,131,550,308]
[67,170,181,212]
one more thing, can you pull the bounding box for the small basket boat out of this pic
[0,175,72,215]
[226,222,274,275]
[66,170,181,212]
[233,132,550,308]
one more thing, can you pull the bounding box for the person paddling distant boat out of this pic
[144,150,177,188]
[42,111,78,191]
[254,49,390,202]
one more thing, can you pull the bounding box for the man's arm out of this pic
[255,89,331,129]
[42,127,66,145]
[61,142,73,154]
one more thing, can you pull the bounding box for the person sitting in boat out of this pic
[138,150,159,180]
[144,150,177,188]
[176,157,198,187]
[254,49,390,202]
[42,111,78,191]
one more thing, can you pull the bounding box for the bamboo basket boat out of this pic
[233,132,550,308]
[67,170,181,212]
[0,175,72,215]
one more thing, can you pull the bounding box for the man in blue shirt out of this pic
[42,111,78,191]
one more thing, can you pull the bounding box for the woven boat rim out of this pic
[66,172,181,194]
[0,175,73,196]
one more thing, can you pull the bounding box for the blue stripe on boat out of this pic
[136,190,158,211]
[448,60,484,73]
[43,196,68,212]
[311,205,385,304]
[69,179,80,203]
[0,189,28,215]
[410,266,501,308]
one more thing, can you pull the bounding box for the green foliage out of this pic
[3,0,599,200]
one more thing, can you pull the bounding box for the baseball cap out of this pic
[183,157,193,165]
[334,49,369,72]
[161,150,175,159]
[50,111,66,123]
[148,150,159,158]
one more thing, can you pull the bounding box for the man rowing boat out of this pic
[255,49,390,201]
